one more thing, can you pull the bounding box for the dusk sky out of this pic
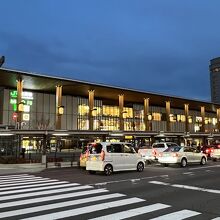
[1,0,220,102]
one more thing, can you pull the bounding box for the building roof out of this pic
[0,67,218,112]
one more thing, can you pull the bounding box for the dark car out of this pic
[200,145,215,157]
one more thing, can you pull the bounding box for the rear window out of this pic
[139,145,152,149]
[164,146,181,152]
[153,143,165,148]
[89,143,103,154]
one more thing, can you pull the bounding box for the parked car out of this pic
[158,146,207,167]
[138,145,157,162]
[79,143,94,167]
[210,145,220,161]
[152,142,179,159]
[86,142,145,175]
[200,145,215,157]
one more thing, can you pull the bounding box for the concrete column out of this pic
[56,85,62,130]
[88,90,95,130]
[217,108,220,131]
[16,79,23,129]
[144,98,150,131]
[201,106,205,132]
[166,101,171,132]
[184,104,189,133]
[119,94,124,131]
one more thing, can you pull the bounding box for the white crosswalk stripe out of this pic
[0,174,218,220]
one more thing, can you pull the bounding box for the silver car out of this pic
[158,146,207,167]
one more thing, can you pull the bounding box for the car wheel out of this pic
[88,170,96,174]
[212,158,217,162]
[200,157,206,165]
[163,163,169,167]
[137,162,144,172]
[180,158,187,167]
[104,164,113,176]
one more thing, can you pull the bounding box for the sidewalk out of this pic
[0,161,79,175]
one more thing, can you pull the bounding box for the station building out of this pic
[0,67,220,156]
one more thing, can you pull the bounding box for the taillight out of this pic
[85,150,89,159]
[152,149,157,156]
[172,153,178,157]
[211,149,214,153]
[206,149,209,153]
[100,150,105,161]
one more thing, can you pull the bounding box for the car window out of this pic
[123,144,135,153]
[153,143,164,148]
[168,143,178,147]
[89,143,103,154]
[184,147,194,152]
[107,144,123,153]
[164,146,181,152]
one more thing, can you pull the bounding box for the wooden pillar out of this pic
[217,108,220,131]
[56,85,62,130]
[201,106,205,132]
[88,90,95,130]
[144,98,150,131]
[16,78,23,129]
[166,101,171,132]
[184,104,189,133]
[119,94,124,131]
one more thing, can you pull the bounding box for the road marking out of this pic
[0,181,68,191]
[0,179,58,187]
[182,172,194,175]
[189,165,220,170]
[0,177,50,185]
[148,181,170,186]
[91,175,169,186]
[0,174,32,179]
[0,183,80,195]
[89,203,170,220]
[21,197,145,220]
[0,185,93,201]
[0,188,109,209]
[149,209,201,219]
[149,181,220,194]
[0,193,126,219]
[0,176,45,183]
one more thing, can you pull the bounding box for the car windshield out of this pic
[139,145,152,149]
[164,146,182,152]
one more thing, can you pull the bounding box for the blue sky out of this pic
[1,0,220,101]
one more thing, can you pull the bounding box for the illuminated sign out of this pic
[10,90,33,112]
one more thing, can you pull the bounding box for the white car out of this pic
[86,142,145,175]
[210,145,220,161]
[138,145,156,162]
[158,146,207,167]
[152,142,179,159]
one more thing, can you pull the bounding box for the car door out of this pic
[110,144,124,170]
[183,147,194,162]
[192,148,203,162]
[123,144,137,169]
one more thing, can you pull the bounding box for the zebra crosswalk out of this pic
[0,174,218,220]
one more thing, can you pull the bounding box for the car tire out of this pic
[180,158,187,167]
[104,164,113,176]
[137,162,144,172]
[200,157,206,165]
[163,163,169,167]
[88,170,96,174]
[212,158,217,162]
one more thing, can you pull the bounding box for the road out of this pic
[0,161,220,219]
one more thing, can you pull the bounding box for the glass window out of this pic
[123,144,135,153]
[153,143,164,148]
[110,144,123,153]
[78,105,89,116]
[152,113,161,121]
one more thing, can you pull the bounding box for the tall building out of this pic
[210,57,220,103]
